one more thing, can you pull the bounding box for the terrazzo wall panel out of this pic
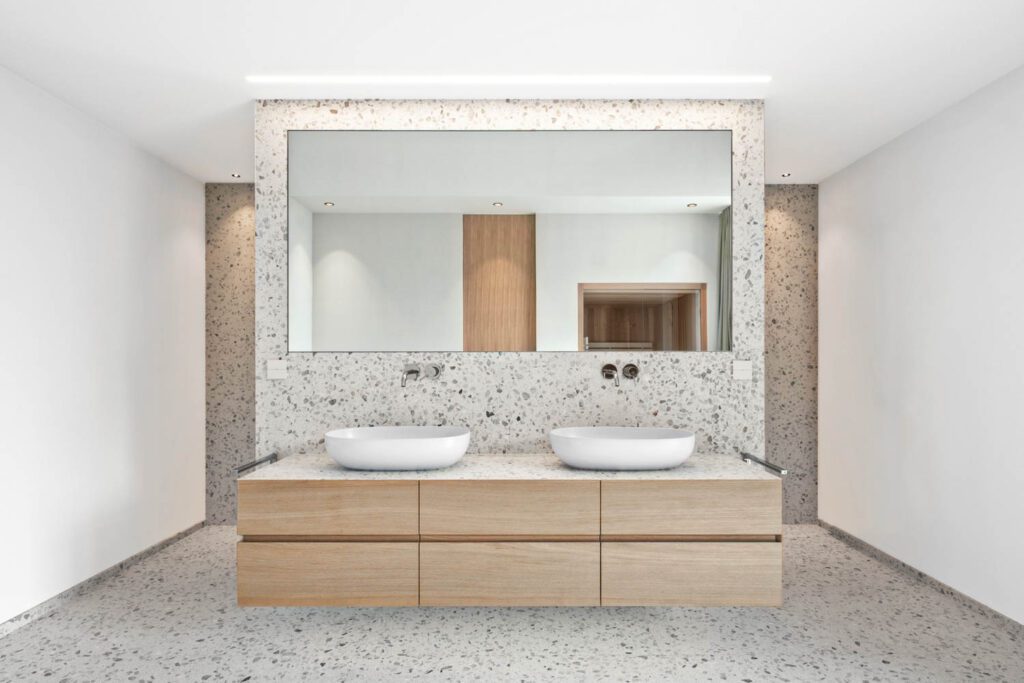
[765,185,819,523]
[253,100,766,465]
[206,184,255,523]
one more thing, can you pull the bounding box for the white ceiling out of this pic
[1,0,1022,184]
[289,130,731,214]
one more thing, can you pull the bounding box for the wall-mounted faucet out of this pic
[401,364,421,387]
[601,363,620,387]
[602,362,639,386]
[401,363,443,387]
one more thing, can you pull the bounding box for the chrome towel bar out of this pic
[740,452,788,476]
[235,452,279,476]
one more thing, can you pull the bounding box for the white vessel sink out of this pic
[549,426,696,470]
[325,426,470,471]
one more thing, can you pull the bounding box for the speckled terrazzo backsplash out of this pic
[206,184,255,523]
[253,99,766,461]
[765,185,819,523]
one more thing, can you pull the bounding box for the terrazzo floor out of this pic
[1,525,1021,682]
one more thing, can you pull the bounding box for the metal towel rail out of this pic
[235,452,279,476]
[740,452,787,476]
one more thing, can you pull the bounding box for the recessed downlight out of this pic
[323,201,335,207]
[781,172,792,178]
[492,201,504,207]
[230,172,241,178]
[686,203,698,208]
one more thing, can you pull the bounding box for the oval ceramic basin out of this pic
[325,426,470,471]
[549,426,696,470]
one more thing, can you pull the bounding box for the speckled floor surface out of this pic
[1,525,1021,682]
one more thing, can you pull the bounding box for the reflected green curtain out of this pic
[716,207,733,351]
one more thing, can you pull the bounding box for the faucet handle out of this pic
[622,363,640,380]
[601,363,620,387]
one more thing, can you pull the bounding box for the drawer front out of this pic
[602,542,782,606]
[420,542,600,606]
[237,542,418,606]
[419,481,599,537]
[237,480,418,537]
[601,480,782,537]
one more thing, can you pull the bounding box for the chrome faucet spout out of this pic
[401,364,421,387]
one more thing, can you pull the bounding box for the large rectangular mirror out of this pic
[288,130,732,352]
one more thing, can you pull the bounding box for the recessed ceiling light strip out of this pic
[245,74,772,85]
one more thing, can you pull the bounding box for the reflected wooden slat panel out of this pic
[463,214,536,351]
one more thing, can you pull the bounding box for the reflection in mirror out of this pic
[580,284,708,351]
[287,130,732,352]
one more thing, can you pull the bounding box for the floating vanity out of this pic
[237,452,782,607]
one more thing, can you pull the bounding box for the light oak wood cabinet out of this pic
[237,541,418,606]
[602,542,782,606]
[237,480,418,538]
[420,542,600,606]
[420,480,599,538]
[602,480,782,537]
[237,476,782,607]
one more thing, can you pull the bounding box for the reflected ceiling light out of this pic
[230,172,241,178]
[245,74,772,86]
[687,203,698,208]
[323,201,335,207]
[492,202,504,207]
[781,172,792,178]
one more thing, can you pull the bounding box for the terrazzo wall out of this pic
[205,132,820,523]
[765,185,819,523]
[206,184,255,523]
[253,99,766,465]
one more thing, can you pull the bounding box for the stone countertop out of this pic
[240,451,779,481]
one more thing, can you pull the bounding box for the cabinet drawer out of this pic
[237,480,418,537]
[420,481,599,538]
[601,480,781,537]
[237,542,418,606]
[420,542,600,606]
[602,542,782,606]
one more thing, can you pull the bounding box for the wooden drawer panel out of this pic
[419,481,599,537]
[237,480,418,537]
[420,542,600,606]
[602,542,782,606]
[237,542,418,606]
[601,480,782,537]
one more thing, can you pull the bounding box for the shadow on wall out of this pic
[765,184,818,524]
[206,183,255,524]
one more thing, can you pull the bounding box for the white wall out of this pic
[0,66,205,624]
[288,201,313,351]
[536,213,721,351]
[312,214,463,351]
[819,65,1024,624]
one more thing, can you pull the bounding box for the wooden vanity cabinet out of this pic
[420,542,600,606]
[419,480,599,538]
[601,480,782,537]
[237,480,418,538]
[237,542,418,606]
[237,477,782,607]
[418,481,601,606]
[601,541,782,606]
